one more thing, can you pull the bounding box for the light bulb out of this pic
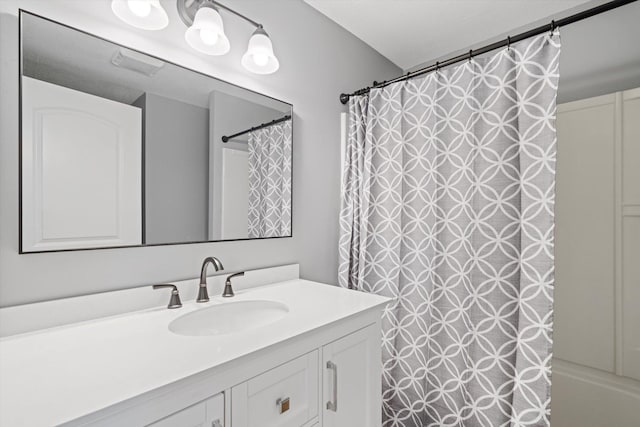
[184,6,230,55]
[127,0,151,17]
[200,28,219,46]
[242,28,279,74]
[112,0,168,30]
[253,53,269,66]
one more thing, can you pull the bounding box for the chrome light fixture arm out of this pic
[177,0,262,29]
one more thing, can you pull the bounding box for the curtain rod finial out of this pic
[340,93,350,104]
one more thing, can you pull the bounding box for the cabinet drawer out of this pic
[232,351,318,427]
[148,392,224,427]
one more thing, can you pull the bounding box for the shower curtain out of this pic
[339,31,560,427]
[247,118,292,238]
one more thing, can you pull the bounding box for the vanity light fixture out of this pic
[183,3,230,56]
[177,0,279,74]
[111,0,169,30]
[111,0,280,74]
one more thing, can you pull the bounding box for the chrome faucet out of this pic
[197,256,224,302]
[222,272,244,298]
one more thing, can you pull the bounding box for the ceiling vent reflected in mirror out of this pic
[111,48,165,76]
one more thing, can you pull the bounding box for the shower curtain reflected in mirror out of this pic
[247,119,292,238]
[339,31,561,427]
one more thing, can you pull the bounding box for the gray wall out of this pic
[405,0,640,104]
[0,0,400,306]
[137,93,210,245]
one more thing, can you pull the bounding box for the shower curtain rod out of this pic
[222,114,291,142]
[339,0,637,104]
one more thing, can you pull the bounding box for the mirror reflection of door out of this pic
[21,77,142,252]
[220,148,249,240]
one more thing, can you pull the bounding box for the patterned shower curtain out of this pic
[338,31,561,427]
[247,119,292,238]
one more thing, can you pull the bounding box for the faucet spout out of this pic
[197,256,224,303]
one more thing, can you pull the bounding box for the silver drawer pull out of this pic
[211,420,222,427]
[276,397,290,414]
[326,361,338,412]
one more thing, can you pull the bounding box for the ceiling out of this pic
[304,0,598,70]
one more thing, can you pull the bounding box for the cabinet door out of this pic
[322,324,381,427]
[148,393,224,427]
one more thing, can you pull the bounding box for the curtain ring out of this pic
[507,36,511,51]
[435,61,439,72]
[550,20,556,35]
[468,49,473,63]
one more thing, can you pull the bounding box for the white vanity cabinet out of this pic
[71,318,384,427]
[0,278,390,427]
[229,324,380,427]
[140,326,381,427]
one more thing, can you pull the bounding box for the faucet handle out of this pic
[153,284,182,309]
[223,272,245,298]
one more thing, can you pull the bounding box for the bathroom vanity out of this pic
[1,9,389,427]
[0,265,390,427]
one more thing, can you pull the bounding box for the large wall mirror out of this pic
[19,11,292,253]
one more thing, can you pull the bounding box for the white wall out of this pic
[551,88,640,427]
[0,0,401,306]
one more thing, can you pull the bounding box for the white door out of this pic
[322,325,381,427]
[148,393,224,427]
[220,148,249,239]
[21,76,142,252]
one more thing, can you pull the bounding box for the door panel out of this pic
[21,76,142,251]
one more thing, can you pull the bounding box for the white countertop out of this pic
[0,279,389,426]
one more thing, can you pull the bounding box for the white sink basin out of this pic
[169,300,289,336]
